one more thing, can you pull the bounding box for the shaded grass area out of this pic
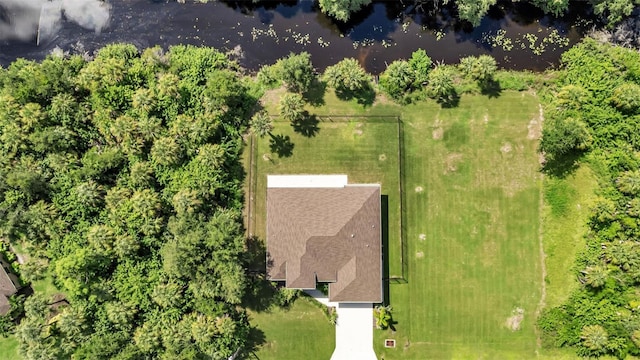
[248,298,335,360]
[542,166,598,309]
[376,92,543,359]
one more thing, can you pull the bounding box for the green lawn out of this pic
[542,166,598,309]
[248,298,335,360]
[373,92,543,359]
[0,336,20,360]
[247,89,548,359]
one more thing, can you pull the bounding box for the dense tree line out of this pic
[539,39,640,358]
[0,44,258,359]
[316,0,638,26]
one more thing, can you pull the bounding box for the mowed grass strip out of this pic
[376,92,543,359]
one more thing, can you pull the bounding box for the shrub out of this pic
[379,60,414,102]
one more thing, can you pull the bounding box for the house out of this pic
[0,254,20,316]
[266,174,382,303]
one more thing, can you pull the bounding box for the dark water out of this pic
[0,0,598,73]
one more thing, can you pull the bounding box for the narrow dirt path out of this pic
[534,103,547,352]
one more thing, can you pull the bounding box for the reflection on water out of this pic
[0,0,598,72]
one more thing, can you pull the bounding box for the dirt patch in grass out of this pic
[415,186,423,193]
[419,233,426,241]
[500,142,513,154]
[416,251,424,259]
[432,118,443,140]
[379,154,387,161]
[505,308,525,331]
[527,119,542,140]
[261,86,286,112]
[432,127,444,140]
[444,153,463,174]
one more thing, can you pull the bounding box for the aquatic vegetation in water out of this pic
[483,29,514,51]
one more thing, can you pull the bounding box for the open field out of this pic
[247,89,548,359]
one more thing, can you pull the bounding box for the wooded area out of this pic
[0,44,258,359]
[317,0,638,26]
[539,39,640,358]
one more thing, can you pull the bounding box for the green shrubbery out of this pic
[538,38,640,358]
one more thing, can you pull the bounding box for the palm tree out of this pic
[580,324,608,352]
[374,305,392,329]
[427,66,456,102]
[582,265,608,288]
[249,111,274,138]
[278,93,305,123]
[617,170,640,195]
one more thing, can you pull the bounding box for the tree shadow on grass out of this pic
[480,78,502,98]
[437,92,460,108]
[243,326,266,360]
[269,133,294,158]
[335,84,376,107]
[291,112,320,138]
[302,80,326,107]
[542,151,583,178]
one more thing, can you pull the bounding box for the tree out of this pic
[323,58,370,94]
[409,49,432,86]
[580,324,608,354]
[611,83,640,114]
[616,170,640,195]
[581,265,609,288]
[539,117,591,160]
[276,52,315,93]
[456,0,497,26]
[278,93,305,123]
[426,65,457,103]
[318,0,371,21]
[459,55,497,86]
[379,60,415,101]
[249,111,274,138]
[150,137,182,167]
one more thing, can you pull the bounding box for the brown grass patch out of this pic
[415,251,424,259]
[432,127,444,140]
[415,186,423,193]
[444,153,463,174]
[505,308,524,331]
[500,142,513,154]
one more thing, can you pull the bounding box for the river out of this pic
[0,0,598,73]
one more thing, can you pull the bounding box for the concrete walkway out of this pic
[304,290,377,360]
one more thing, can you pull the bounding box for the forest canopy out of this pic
[316,0,638,26]
[0,44,257,359]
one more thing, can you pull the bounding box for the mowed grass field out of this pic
[247,90,546,359]
[377,92,544,359]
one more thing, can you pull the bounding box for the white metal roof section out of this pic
[267,175,348,188]
[331,303,377,360]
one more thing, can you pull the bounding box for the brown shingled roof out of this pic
[266,184,382,303]
[0,257,19,315]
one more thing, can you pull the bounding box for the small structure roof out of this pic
[0,257,19,315]
[267,175,382,303]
